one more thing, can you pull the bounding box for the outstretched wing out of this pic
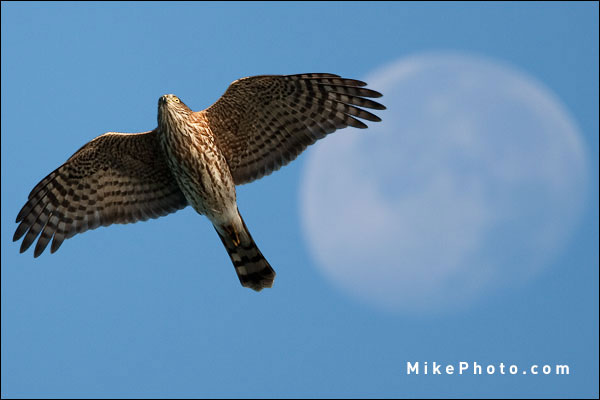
[202,73,385,185]
[14,130,188,257]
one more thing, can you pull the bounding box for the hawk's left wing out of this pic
[202,73,385,185]
[14,130,188,257]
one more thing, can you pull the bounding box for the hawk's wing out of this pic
[202,73,385,185]
[14,130,188,257]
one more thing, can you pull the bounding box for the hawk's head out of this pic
[158,94,192,125]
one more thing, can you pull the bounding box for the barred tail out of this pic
[215,214,276,291]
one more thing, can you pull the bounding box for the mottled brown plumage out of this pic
[14,73,385,291]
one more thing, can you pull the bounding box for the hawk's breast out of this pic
[158,115,237,222]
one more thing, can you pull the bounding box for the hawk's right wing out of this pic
[14,130,188,257]
[203,73,385,185]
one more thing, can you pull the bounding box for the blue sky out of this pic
[1,2,598,398]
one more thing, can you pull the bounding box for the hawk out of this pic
[13,73,385,291]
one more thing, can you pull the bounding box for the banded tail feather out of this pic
[215,214,275,291]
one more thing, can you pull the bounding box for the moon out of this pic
[300,52,587,313]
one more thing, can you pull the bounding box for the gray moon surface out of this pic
[300,52,588,313]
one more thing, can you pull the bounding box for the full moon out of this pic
[300,52,587,313]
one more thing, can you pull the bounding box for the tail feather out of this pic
[215,215,275,291]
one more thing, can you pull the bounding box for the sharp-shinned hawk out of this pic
[14,73,385,291]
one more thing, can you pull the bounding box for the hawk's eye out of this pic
[174,98,180,103]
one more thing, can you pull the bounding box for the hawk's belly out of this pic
[159,124,237,224]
